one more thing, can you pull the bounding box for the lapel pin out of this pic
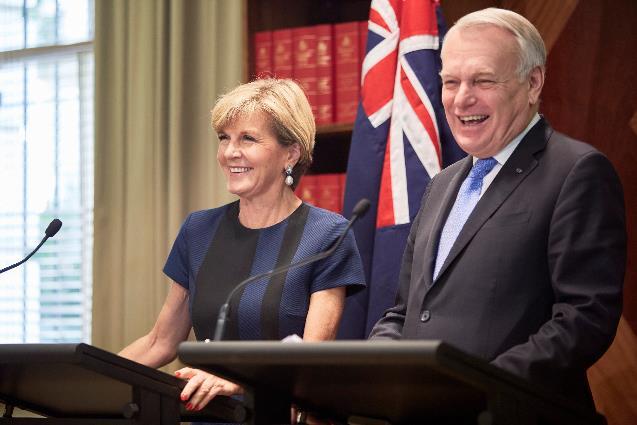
[515,168,523,174]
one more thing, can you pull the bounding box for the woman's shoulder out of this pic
[183,201,237,231]
[302,204,349,234]
[304,203,348,223]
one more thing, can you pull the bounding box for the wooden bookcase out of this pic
[244,0,371,176]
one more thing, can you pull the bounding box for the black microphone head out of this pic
[351,199,371,219]
[45,219,63,238]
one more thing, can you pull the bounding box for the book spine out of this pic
[359,21,368,76]
[334,22,361,124]
[296,173,347,213]
[315,24,334,125]
[273,28,294,79]
[292,26,318,117]
[339,172,347,214]
[317,173,345,213]
[253,30,273,79]
[295,175,319,207]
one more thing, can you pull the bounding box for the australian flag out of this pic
[338,0,465,338]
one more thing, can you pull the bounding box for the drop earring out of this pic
[284,165,294,187]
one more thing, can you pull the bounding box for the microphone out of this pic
[0,219,63,274]
[211,199,370,341]
[45,218,63,237]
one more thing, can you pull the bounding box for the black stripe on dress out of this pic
[192,201,258,340]
[260,203,310,339]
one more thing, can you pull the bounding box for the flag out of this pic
[338,0,465,338]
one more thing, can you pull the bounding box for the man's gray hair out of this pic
[447,8,546,79]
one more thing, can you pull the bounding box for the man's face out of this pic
[440,25,544,158]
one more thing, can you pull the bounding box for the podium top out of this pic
[179,340,601,425]
[0,343,244,422]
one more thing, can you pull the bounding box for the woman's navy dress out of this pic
[163,201,366,341]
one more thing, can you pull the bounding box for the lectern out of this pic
[179,340,603,425]
[0,343,247,424]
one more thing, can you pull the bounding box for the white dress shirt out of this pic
[475,113,541,198]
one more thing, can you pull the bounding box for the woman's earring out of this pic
[285,165,294,187]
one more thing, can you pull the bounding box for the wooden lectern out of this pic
[179,340,604,425]
[0,343,247,424]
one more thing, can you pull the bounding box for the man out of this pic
[369,8,626,408]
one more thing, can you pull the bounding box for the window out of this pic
[0,0,94,343]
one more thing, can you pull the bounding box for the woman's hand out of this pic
[175,367,243,410]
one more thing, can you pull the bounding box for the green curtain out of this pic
[92,0,242,356]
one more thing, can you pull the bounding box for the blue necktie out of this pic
[433,157,498,280]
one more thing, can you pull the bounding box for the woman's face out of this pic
[217,111,297,201]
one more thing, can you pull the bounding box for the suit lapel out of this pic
[434,119,552,282]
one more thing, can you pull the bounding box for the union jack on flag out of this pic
[338,0,464,338]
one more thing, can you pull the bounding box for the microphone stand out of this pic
[0,219,63,275]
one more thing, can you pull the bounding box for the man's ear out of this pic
[528,66,545,105]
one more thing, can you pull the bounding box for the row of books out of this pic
[253,21,368,125]
[295,173,347,214]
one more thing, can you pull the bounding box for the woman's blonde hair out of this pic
[211,78,316,188]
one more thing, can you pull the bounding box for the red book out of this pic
[297,173,347,213]
[339,173,347,213]
[292,26,318,117]
[315,24,334,125]
[273,28,293,79]
[316,174,344,213]
[253,31,273,78]
[295,175,319,207]
[334,22,361,124]
[359,21,368,74]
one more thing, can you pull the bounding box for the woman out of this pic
[119,78,366,412]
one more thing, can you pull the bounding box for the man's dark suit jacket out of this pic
[369,118,626,408]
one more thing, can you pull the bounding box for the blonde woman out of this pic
[119,79,366,412]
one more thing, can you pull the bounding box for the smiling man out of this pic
[369,8,626,409]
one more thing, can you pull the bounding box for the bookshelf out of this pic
[245,0,370,163]
[244,0,372,213]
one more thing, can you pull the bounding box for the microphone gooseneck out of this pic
[0,219,63,275]
[211,199,370,341]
